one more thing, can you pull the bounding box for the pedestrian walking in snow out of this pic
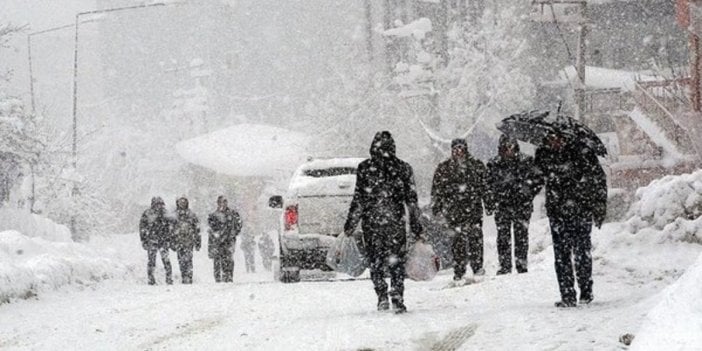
[139,196,173,285]
[240,229,257,273]
[431,138,493,283]
[487,135,543,275]
[207,195,242,283]
[535,132,607,307]
[171,196,201,284]
[258,233,275,271]
[344,131,423,314]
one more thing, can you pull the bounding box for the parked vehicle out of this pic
[269,158,364,283]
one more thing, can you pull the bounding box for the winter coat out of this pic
[535,140,607,225]
[139,208,171,249]
[431,153,492,226]
[207,207,242,258]
[171,209,201,251]
[344,131,423,255]
[487,137,543,217]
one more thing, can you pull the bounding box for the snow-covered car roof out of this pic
[297,157,365,171]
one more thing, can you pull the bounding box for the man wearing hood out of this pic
[487,135,543,275]
[139,196,173,285]
[171,196,201,284]
[208,195,242,283]
[344,131,423,314]
[431,138,493,282]
[535,132,607,307]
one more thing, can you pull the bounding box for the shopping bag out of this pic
[326,234,367,277]
[405,241,440,281]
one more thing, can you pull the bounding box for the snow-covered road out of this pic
[0,250,679,351]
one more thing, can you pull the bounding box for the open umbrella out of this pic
[496,110,608,156]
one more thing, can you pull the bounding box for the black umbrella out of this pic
[496,110,608,156]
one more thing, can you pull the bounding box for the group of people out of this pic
[344,130,606,313]
[139,195,249,284]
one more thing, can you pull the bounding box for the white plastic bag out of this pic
[405,241,440,281]
[326,234,367,277]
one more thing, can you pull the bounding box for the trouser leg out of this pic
[573,221,593,299]
[466,221,484,273]
[388,251,406,302]
[369,252,388,299]
[159,247,173,284]
[222,252,234,282]
[514,212,530,273]
[495,212,513,273]
[451,230,468,279]
[178,249,193,284]
[550,218,576,302]
[213,254,222,283]
[146,247,157,284]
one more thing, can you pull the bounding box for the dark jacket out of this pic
[487,136,543,216]
[172,208,201,251]
[431,152,492,226]
[344,131,423,253]
[139,207,171,249]
[207,207,242,257]
[535,140,607,225]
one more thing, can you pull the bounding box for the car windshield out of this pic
[302,167,356,177]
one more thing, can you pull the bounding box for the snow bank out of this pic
[0,230,132,303]
[626,170,702,236]
[631,252,702,350]
[0,208,72,242]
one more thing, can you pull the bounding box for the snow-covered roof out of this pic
[559,66,656,91]
[175,123,310,177]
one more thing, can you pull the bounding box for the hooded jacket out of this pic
[171,197,201,251]
[487,135,543,216]
[344,131,423,252]
[431,140,492,226]
[139,197,171,248]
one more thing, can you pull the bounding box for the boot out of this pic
[391,296,407,314]
[554,299,576,308]
[377,295,390,311]
[579,293,594,305]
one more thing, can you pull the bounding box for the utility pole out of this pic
[531,0,588,119]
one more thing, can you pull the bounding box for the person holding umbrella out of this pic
[499,111,607,307]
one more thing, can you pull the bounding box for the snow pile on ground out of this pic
[0,229,133,304]
[625,170,702,240]
[0,208,72,242]
[631,252,702,350]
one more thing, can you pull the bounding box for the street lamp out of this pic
[71,1,186,168]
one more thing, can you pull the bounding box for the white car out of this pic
[269,157,364,282]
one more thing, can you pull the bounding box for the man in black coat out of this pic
[431,138,493,282]
[535,132,607,307]
[171,196,201,284]
[139,196,173,285]
[344,131,423,314]
[487,135,543,275]
[208,195,242,283]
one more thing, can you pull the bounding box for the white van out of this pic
[269,157,364,282]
